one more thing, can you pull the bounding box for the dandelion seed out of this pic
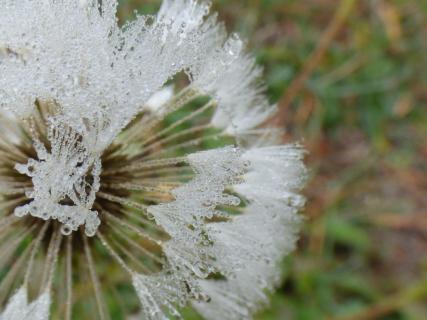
[0,1,307,319]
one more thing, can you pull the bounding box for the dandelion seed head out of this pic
[0,1,307,319]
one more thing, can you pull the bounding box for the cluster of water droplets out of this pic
[192,145,307,320]
[128,147,248,319]
[13,121,101,236]
[0,1,307,319]
[132,272,188,320]
[0,287,51,320]
[0,0,272,147]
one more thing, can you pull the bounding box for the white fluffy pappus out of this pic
[0,1,307,319]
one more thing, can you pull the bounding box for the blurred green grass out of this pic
[119,1,427,319]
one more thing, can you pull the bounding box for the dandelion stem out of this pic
[139,100,216,148]
[46,229,63,290]
[83,234,109,320]
[103,210,161,244]
[118,208,163,232]
[102,182,175,193]
[65,235,73,320]
[141,131,227,160]
[108,220,165,265]
[0,225,35,263]
[139,124,213,157]
[103,156,189,175]
[39,227,58,294]
[0,215,21,231]
[0,239,34,306]
[127,166,192,178]
[24,221,50,286]
[98,192,148,211]
[109,237,152,274]
[121,87,200,145]
[96,230,133,275]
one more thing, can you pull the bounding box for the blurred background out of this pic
[118,1,427,319]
